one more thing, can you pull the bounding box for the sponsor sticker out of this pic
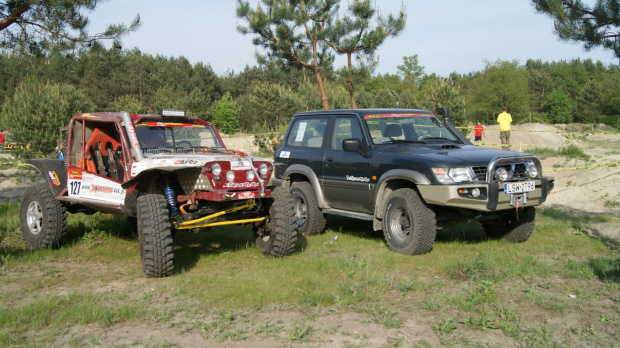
[280,151,291,159]
[346,175,370,182]
[231,160,251,170]
[47,171,61,186]
[68,169,82,180]
[222,182,259,188]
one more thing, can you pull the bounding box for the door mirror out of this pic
[342,138,361,152]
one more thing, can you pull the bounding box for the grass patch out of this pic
[1,202,619,346]
[559,144,590,160]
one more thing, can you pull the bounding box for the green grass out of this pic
[1,202,619,346]
[559,144,591,160]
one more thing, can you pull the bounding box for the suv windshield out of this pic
[134,122,225,155]
[364,113,460,144]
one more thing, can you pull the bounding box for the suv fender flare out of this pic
[24,159,67,197]
[281,164,330,209]
[373,169,431,221]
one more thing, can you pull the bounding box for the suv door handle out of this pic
[326,157,334,162]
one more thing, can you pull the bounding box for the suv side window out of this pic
[331,117,363,150]
[286,117,329,148]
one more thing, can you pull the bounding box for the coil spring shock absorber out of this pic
[162,174,179,216]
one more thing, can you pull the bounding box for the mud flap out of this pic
[25,159,67,197]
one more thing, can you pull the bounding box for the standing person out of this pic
[473,121,485,144]
[0,129,5,152]
[496,106,512,150]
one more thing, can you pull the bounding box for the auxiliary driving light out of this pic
[471,188,481,198]
[526,163,538,179]
[246,170,255,181]
[226,171,235,182]
[495,167,508,182]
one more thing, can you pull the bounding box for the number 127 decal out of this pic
[70,181,81,195]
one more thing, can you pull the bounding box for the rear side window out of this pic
[286,118,329,148]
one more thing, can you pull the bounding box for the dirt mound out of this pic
[468,123,567,150]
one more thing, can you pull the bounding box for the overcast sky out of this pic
[88,0,619,77]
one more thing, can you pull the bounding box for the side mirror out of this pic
[342,138,362,152]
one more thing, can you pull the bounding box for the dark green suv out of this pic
[273,107,554,255]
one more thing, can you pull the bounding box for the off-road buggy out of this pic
[20,110,297,277]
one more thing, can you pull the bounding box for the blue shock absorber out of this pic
[162,175,179,216]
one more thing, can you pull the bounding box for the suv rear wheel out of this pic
[19,182,67,248]
[483,206,536,242]
[383,188,436,255]
[290,181,326,236]
[137,194,174,277]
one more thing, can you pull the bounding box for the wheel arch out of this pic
[373,169,431,230]
[281,164,330,209]
[25,159,67,197]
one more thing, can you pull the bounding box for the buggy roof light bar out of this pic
[160,109,185,117]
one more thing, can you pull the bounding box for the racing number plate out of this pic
[504,181,536,194]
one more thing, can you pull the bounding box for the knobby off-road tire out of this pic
[256,186,298,256]
[137,194,174,277]
[290,181,326,236]
[382,188,436,255]
[19,182,67,248]
[483,206,536,243]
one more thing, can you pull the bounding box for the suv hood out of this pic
[381,144,531,166]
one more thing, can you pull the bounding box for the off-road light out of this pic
[226,171,235,182]
[211,163,221,176]
[246,170,255,181]
[471,188,481,198]
[259,163,269,175]
[526,163,538,179]
[160,109,185,117]
[495,167,508,182]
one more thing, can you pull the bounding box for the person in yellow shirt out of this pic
[496,106,512,150]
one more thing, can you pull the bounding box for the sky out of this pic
[87,0,619,77]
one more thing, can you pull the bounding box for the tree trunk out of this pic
[311,67,330,110]
[346,53,357,109]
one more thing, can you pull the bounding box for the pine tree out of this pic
[237,0,338,110]
[325,0,406,108]
[533,0,620,58]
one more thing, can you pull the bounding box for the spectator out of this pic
[473,121,485,144]
[496,106,512,150]
[0,129,4,151]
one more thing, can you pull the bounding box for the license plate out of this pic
[504,181,535,194]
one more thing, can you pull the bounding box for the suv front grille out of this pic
[471,166,487,181]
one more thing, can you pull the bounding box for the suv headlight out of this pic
[212,163,221,176]
[432,167,474,184]
[259,163,269,175]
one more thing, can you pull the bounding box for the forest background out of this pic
[1,0,620,156]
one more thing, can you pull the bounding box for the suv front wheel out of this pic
[383,188,436,255]
[137,194,174,277]
[290,181,326,236]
